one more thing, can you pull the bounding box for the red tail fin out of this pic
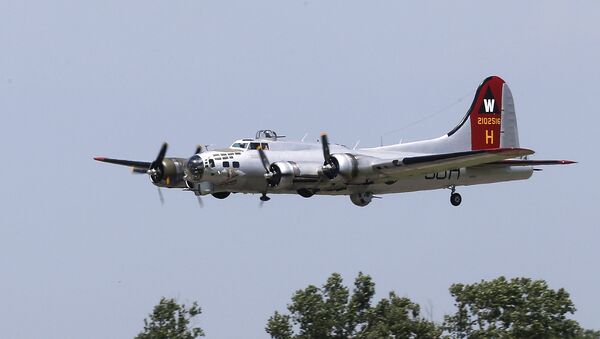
[469,76,505,150]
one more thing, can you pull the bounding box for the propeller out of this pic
[320,133,338,179]
[195,145,203,154]
[157,187,165,205]
[148,142,168,183]
[257,147,278,185]
[256,147,275,202]
[257,147,271,174]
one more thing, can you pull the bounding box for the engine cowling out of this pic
[330,153,359,180]
[350,192,373,207]
[268,161,297,189]
[151,158,186,187]
[268,161,322,190]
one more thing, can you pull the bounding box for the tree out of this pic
[443,276,586,339]
[135,297,204,339]
[577,329,600,339]
[266,272,441,338]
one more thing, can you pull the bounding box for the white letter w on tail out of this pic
[483,99,495,113]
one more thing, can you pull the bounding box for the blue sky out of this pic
[1,1,598,338]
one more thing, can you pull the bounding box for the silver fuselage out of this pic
[183,139,532,196]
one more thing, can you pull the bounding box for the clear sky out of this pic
[1,1,598,338]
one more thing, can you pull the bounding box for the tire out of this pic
[212,192,231,199]
[450,193,462,206]
[297,188,314,198]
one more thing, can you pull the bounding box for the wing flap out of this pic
[373,148,534,178]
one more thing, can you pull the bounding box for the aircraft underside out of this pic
[223,165,533,206]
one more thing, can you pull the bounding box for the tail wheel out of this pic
[450,193,462,206]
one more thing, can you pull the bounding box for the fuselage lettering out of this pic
[425,169,460,180]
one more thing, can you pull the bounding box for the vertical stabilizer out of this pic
[447,76,519,151]
[381,76,522,154]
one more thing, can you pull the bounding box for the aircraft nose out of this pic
[187,154,205,177]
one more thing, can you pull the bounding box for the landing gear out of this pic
[212,192,231,199]
[450,193,462,206]
[297,188,314,198]
[260,193,271,202]
[449,186,462,206]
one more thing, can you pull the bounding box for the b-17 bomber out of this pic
[95,76,574,207]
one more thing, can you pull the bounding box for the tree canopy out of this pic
[135,297,204,339]
[266,274,599,339]
[266,272,441,338]
[443,276,598,339]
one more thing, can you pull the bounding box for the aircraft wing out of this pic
[372,148,535,178]
[93,157,152,172]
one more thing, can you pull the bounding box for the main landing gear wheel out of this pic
[212,192,231,199]
[297,188,314,198]
[450,193,462,206]
[260,193,271,202]
[448,185,462,206]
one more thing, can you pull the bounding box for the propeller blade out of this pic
[149,143,168,182]
[132,168,147,174]
[195,145,203,154]
[157,187,165,205]
[257,148,271,173]
[320,133,338,179]
[152,142,168,169]
[321,133,331,162]
[196,195,204,208]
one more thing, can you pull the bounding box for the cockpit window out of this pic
[249,142,269,150]
[231,143,248,149]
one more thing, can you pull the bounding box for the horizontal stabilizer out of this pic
[486,159,576,166]
[373,148,534,178]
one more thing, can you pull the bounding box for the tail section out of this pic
[382,76,575,168]
[448,76,519,150]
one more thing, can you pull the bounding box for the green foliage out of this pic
[266,272,441,339]
[576,329,600,339]
[443,276,582,339]
[135,297,204,339]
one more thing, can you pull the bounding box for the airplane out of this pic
[94,76,575,207]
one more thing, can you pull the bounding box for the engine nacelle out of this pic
[330,153,359,180]
[329,153,377,182]
[151,158,187,188]
[268,161,296,189]
[350,192,373,207]
[268,161,322,190]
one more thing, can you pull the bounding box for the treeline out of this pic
[135,274,599,339]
